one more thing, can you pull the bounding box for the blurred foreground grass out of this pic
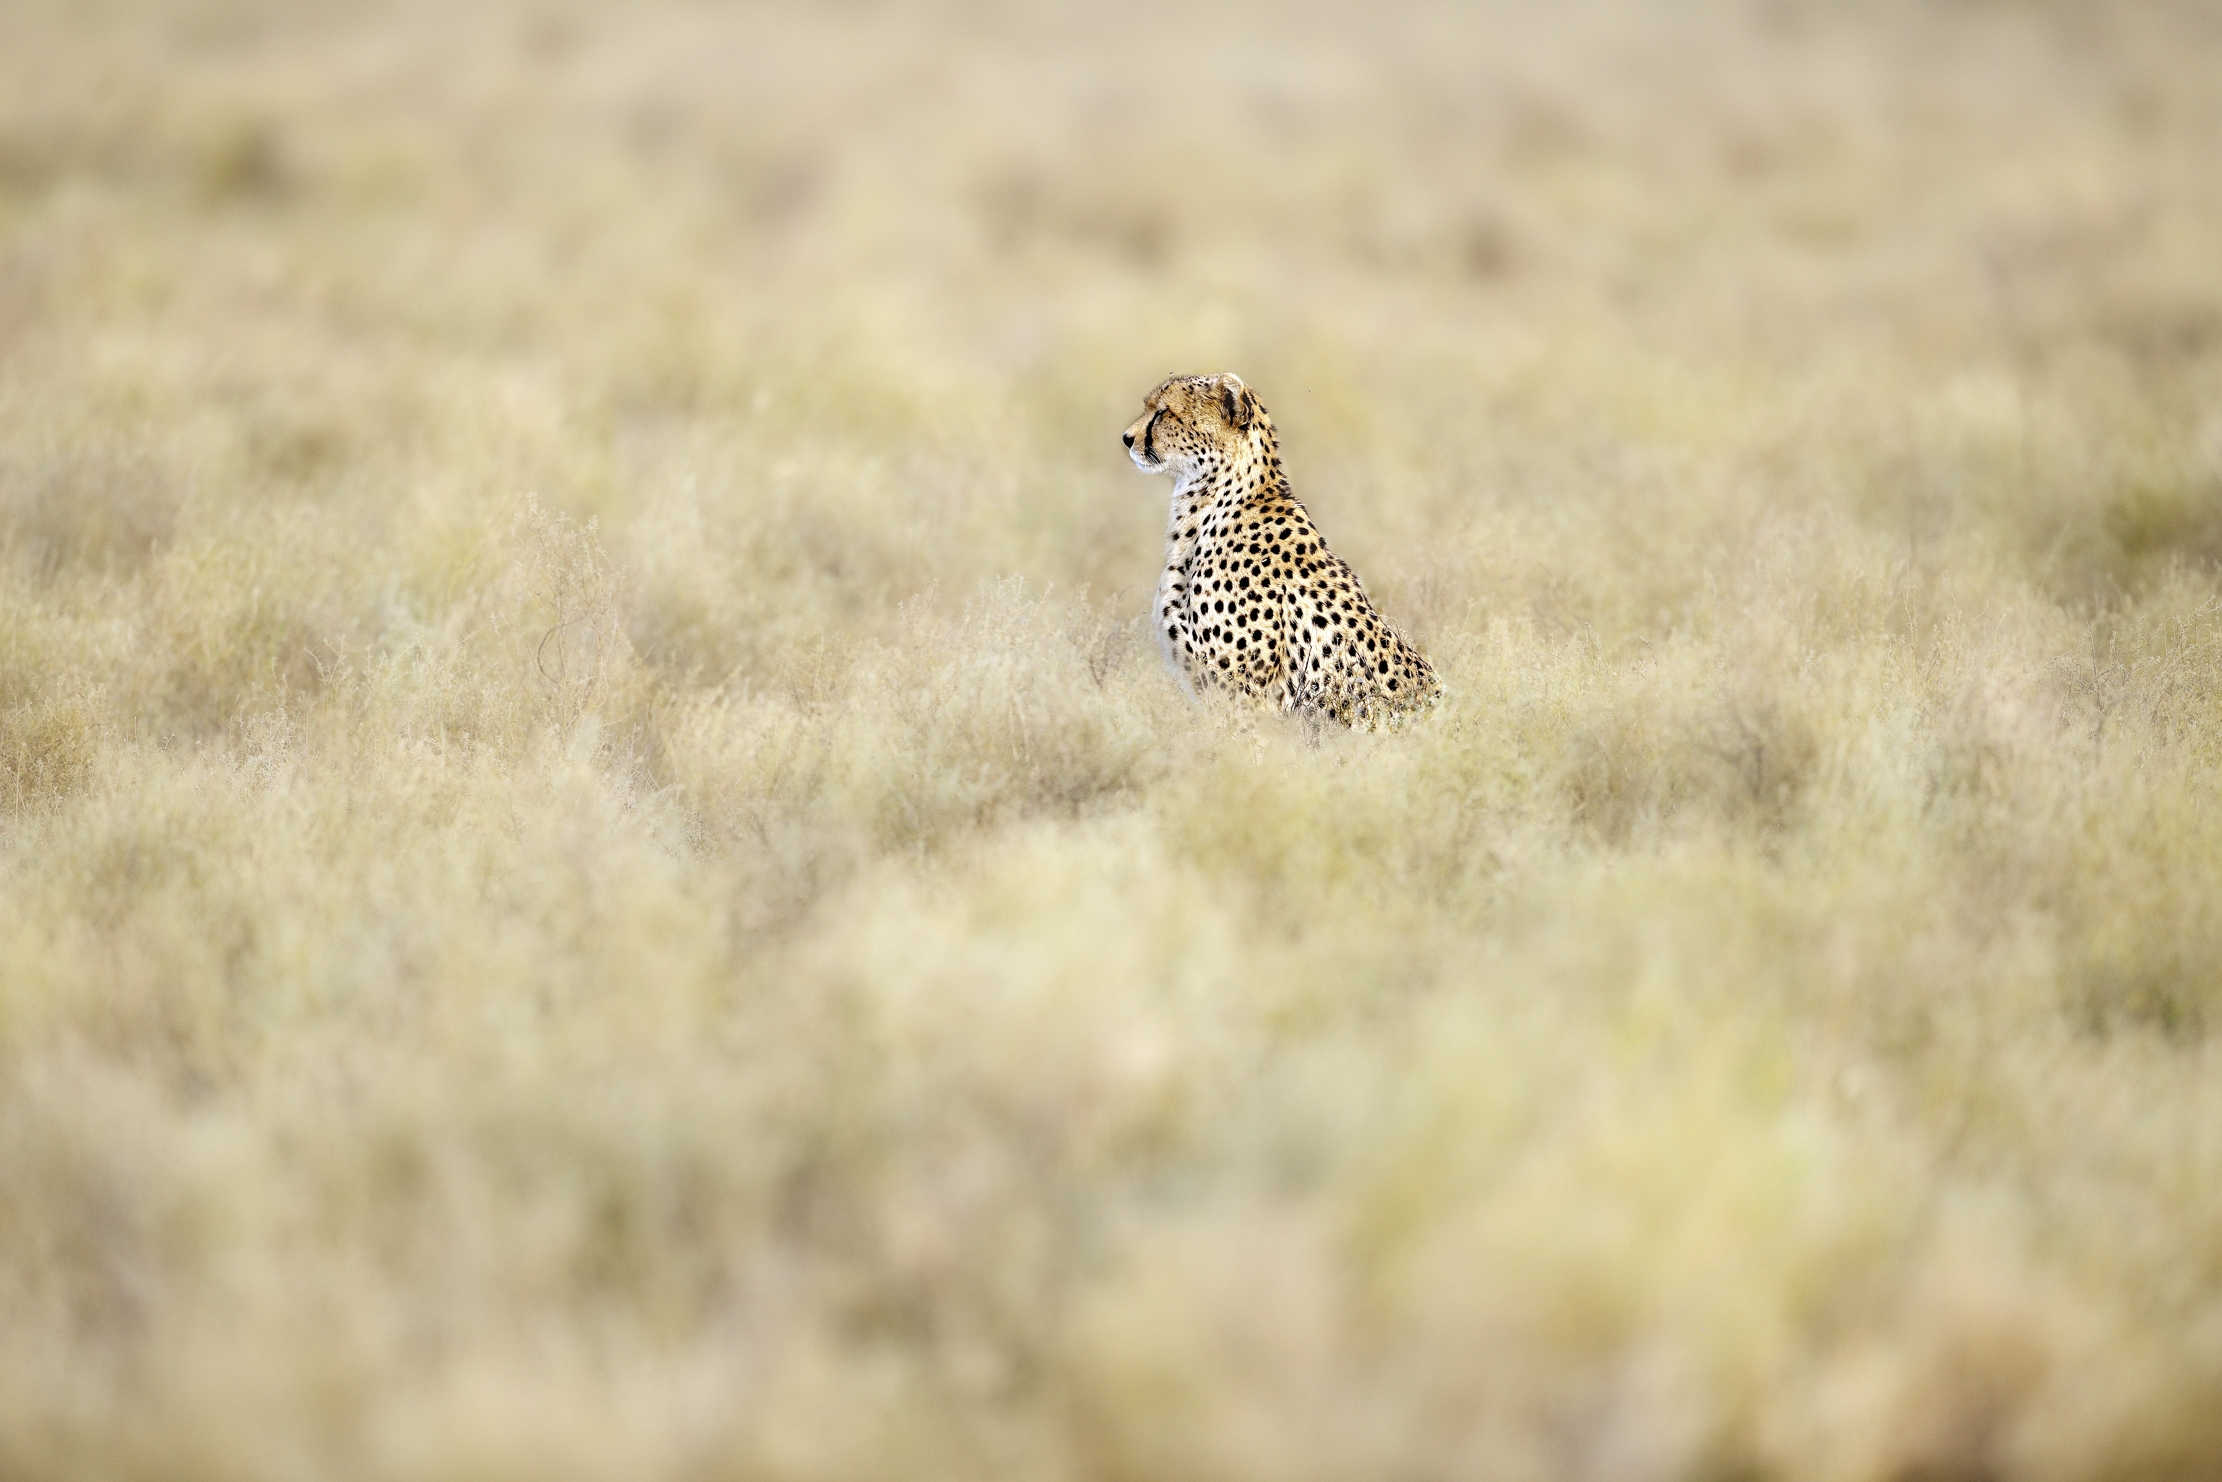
[5,1,2222,1478]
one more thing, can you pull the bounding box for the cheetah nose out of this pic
[1122,431,1135,449]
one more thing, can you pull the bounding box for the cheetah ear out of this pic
[1218,374,1258,431]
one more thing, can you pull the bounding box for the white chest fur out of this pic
[1152,468,1218,684]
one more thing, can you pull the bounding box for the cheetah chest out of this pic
[1155,480,1307,693]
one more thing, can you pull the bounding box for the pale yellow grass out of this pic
[5,1,2222,1478]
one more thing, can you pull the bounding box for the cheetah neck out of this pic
[1157,474,1211,607]
[1166,466,1213,528]
[1156,433,1283,619]
[1174,432,1280,517]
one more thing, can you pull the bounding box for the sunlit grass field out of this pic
[4,0,2222,1477]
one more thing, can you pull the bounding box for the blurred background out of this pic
[5,2,2222,1479]
[8,0,2219,620]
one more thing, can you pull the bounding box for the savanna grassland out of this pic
[4,1,2222,1478]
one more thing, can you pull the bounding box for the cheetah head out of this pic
[1122,372,1269,479]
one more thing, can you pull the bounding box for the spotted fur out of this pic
[1122,372,1441,728]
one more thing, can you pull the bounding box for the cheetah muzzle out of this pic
[1122,372,1442,728]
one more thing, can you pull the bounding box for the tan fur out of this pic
[1123,373,1440,728]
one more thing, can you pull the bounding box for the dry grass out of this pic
[4,0,2222,1477]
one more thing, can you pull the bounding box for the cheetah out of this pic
[1122,372,1441,728]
